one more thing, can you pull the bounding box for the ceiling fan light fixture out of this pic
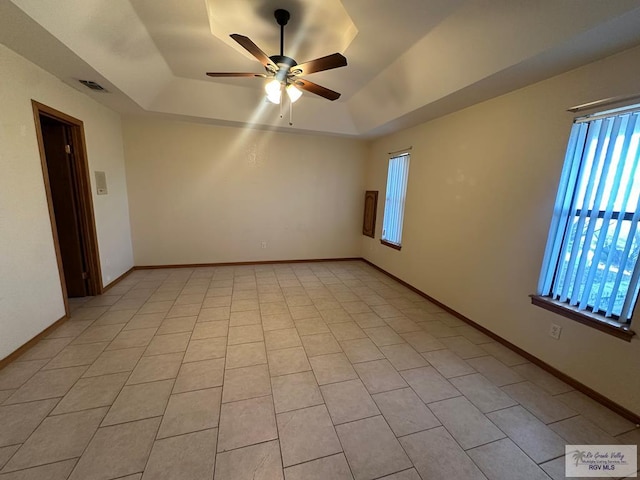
[265,78,282,104]
[206,8,348,119]
[286,84,302,103]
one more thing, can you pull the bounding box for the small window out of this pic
[381,152,410,249]
[537,103,640,328]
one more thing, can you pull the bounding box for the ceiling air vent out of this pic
[78,80,107,92]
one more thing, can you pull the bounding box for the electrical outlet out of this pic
[261,241,267,249]
[549,323,562,340]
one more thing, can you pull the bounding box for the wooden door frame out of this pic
[32,100,103,314]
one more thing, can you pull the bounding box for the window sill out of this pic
[381,239,402,251]
[530,295,635,342]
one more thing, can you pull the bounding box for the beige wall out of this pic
[363,45,640,415]
[122,117,366,265]
[0,44,133,360]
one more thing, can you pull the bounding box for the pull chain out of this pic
[289,97,293,126]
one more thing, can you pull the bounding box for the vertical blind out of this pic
[538,105,640,323]
[382,153,410,245]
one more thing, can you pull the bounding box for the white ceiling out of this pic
[2,0,640,137]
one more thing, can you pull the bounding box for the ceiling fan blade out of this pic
[230,34,277,70]
[294,79,341,101]
[206,72,266,78]
[292,53,347,76]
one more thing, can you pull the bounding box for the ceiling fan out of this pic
[206,8,347,104]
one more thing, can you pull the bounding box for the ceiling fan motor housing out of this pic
[269,55,297,81]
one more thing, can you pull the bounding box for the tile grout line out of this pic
[200,268,228,480]
[265,276,296,478]
[140,267,206,478]
[68,270,186,479]
[63,272,171,480]
[290,273,356,479]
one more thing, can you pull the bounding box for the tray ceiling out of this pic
[2,0,640,137]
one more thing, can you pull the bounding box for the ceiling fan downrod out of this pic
[274,9,290,57]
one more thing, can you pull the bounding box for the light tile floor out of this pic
[0,261,638,480]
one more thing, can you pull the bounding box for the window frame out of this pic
[533,103,640,341]
[380,152,410,250]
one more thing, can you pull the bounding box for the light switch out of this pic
[95,171,108,195]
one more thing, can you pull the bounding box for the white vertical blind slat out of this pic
[538,123,588,295]
[581,114,638,311]
[382,153,410,245]
[571,116,623,307]
[557,119,609,302]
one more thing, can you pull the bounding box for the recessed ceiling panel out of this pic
[205,0,358,64]
[6,0,640,136]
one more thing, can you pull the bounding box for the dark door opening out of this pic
[40,115,88,297]
[33,101,103,311]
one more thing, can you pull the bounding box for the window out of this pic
[381,152,410,249]
[537,103,640,331]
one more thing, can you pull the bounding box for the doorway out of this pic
[32,101,102,313]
